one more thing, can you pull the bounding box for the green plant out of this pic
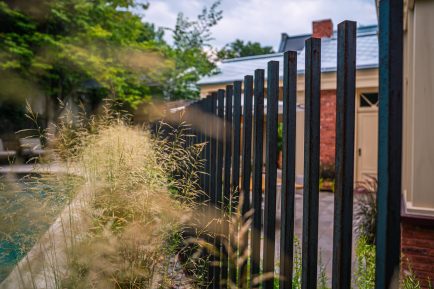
[277,122,283,153]
[317,250,330,289]
[272,237,329,289]
[402,269,422,289]
[354,177,377,244]
[163,0,223,100]
[0,0,169,111]
[217,39,275,60]
[402,260,433,289]
[0,0,223,121]
[319,163,335,181]
[354,236,376,289]
[319,163,335,192]
[353,237,433,289]
[292,236,302,289]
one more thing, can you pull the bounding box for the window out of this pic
[360,93,379,108]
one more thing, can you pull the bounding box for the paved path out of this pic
[275,192,335,280]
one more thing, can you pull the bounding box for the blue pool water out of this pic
[0,173,75,282]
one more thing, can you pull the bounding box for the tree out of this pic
[0,0,223,126]
[0,0,172,121]
[164,0,223,100]
[217,39,275,59]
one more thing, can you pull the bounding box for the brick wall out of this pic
[320,89,336,166]
[402,221,434,288]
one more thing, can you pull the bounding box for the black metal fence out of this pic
[176,2,402,288]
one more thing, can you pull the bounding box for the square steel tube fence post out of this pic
[230,81,242,285]
[301,37,321,289]
[214,89,225,289]
[262,61,279,289]
[376,0,403,288]
[221,85,233,288]
[196,14,404,289]
[279,50,298,289]
[198,99,206,199]
[204,96,212,203]
[332,20,357,289]
[250,69,265,282]
[210,92,218,208]
[240,75,253,288]
[209,92,218,288]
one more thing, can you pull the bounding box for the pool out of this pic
[0,173,78,282]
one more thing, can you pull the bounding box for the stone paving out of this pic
[275,192,336,279]
[152,255,196,289]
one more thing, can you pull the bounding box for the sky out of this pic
[140,0,378,50]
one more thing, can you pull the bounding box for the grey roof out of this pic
[198,25,378,86]
[278,33,311,52]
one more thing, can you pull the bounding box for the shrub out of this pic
[319,163,335,181]
[319,163,335,192]
[354,177,377,244]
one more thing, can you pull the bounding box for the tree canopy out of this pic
[0,0,222,121]
[217,39,275,59]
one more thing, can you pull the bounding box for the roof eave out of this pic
[198,64,379,86]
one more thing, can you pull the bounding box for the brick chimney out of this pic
[312,19,333,38]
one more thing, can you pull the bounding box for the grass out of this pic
[354,236,376,289]
[0,103,205,288]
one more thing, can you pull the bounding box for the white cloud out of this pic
[142,1,177,30]
[144,0,377,49]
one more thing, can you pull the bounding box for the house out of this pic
[400,0,434,285]
[198,19,379,183]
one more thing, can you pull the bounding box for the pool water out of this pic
[0,173,78,282]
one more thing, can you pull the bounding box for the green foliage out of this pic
[0,0,223,113]
[0,100,33,133]
[0,0,171,111]
[273,237,329,289]
[277,122,283,152]
[354,236,376,289]
[354,238,432,289]
[292,237,302,289]
[164,0,222,100]
[402,268,422,289]
[217,39,275,59]
[402,262,433,289]
[318,163,335,192]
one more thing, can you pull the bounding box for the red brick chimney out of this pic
[312,19,333,38]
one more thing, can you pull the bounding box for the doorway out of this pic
[356,92,379,182]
